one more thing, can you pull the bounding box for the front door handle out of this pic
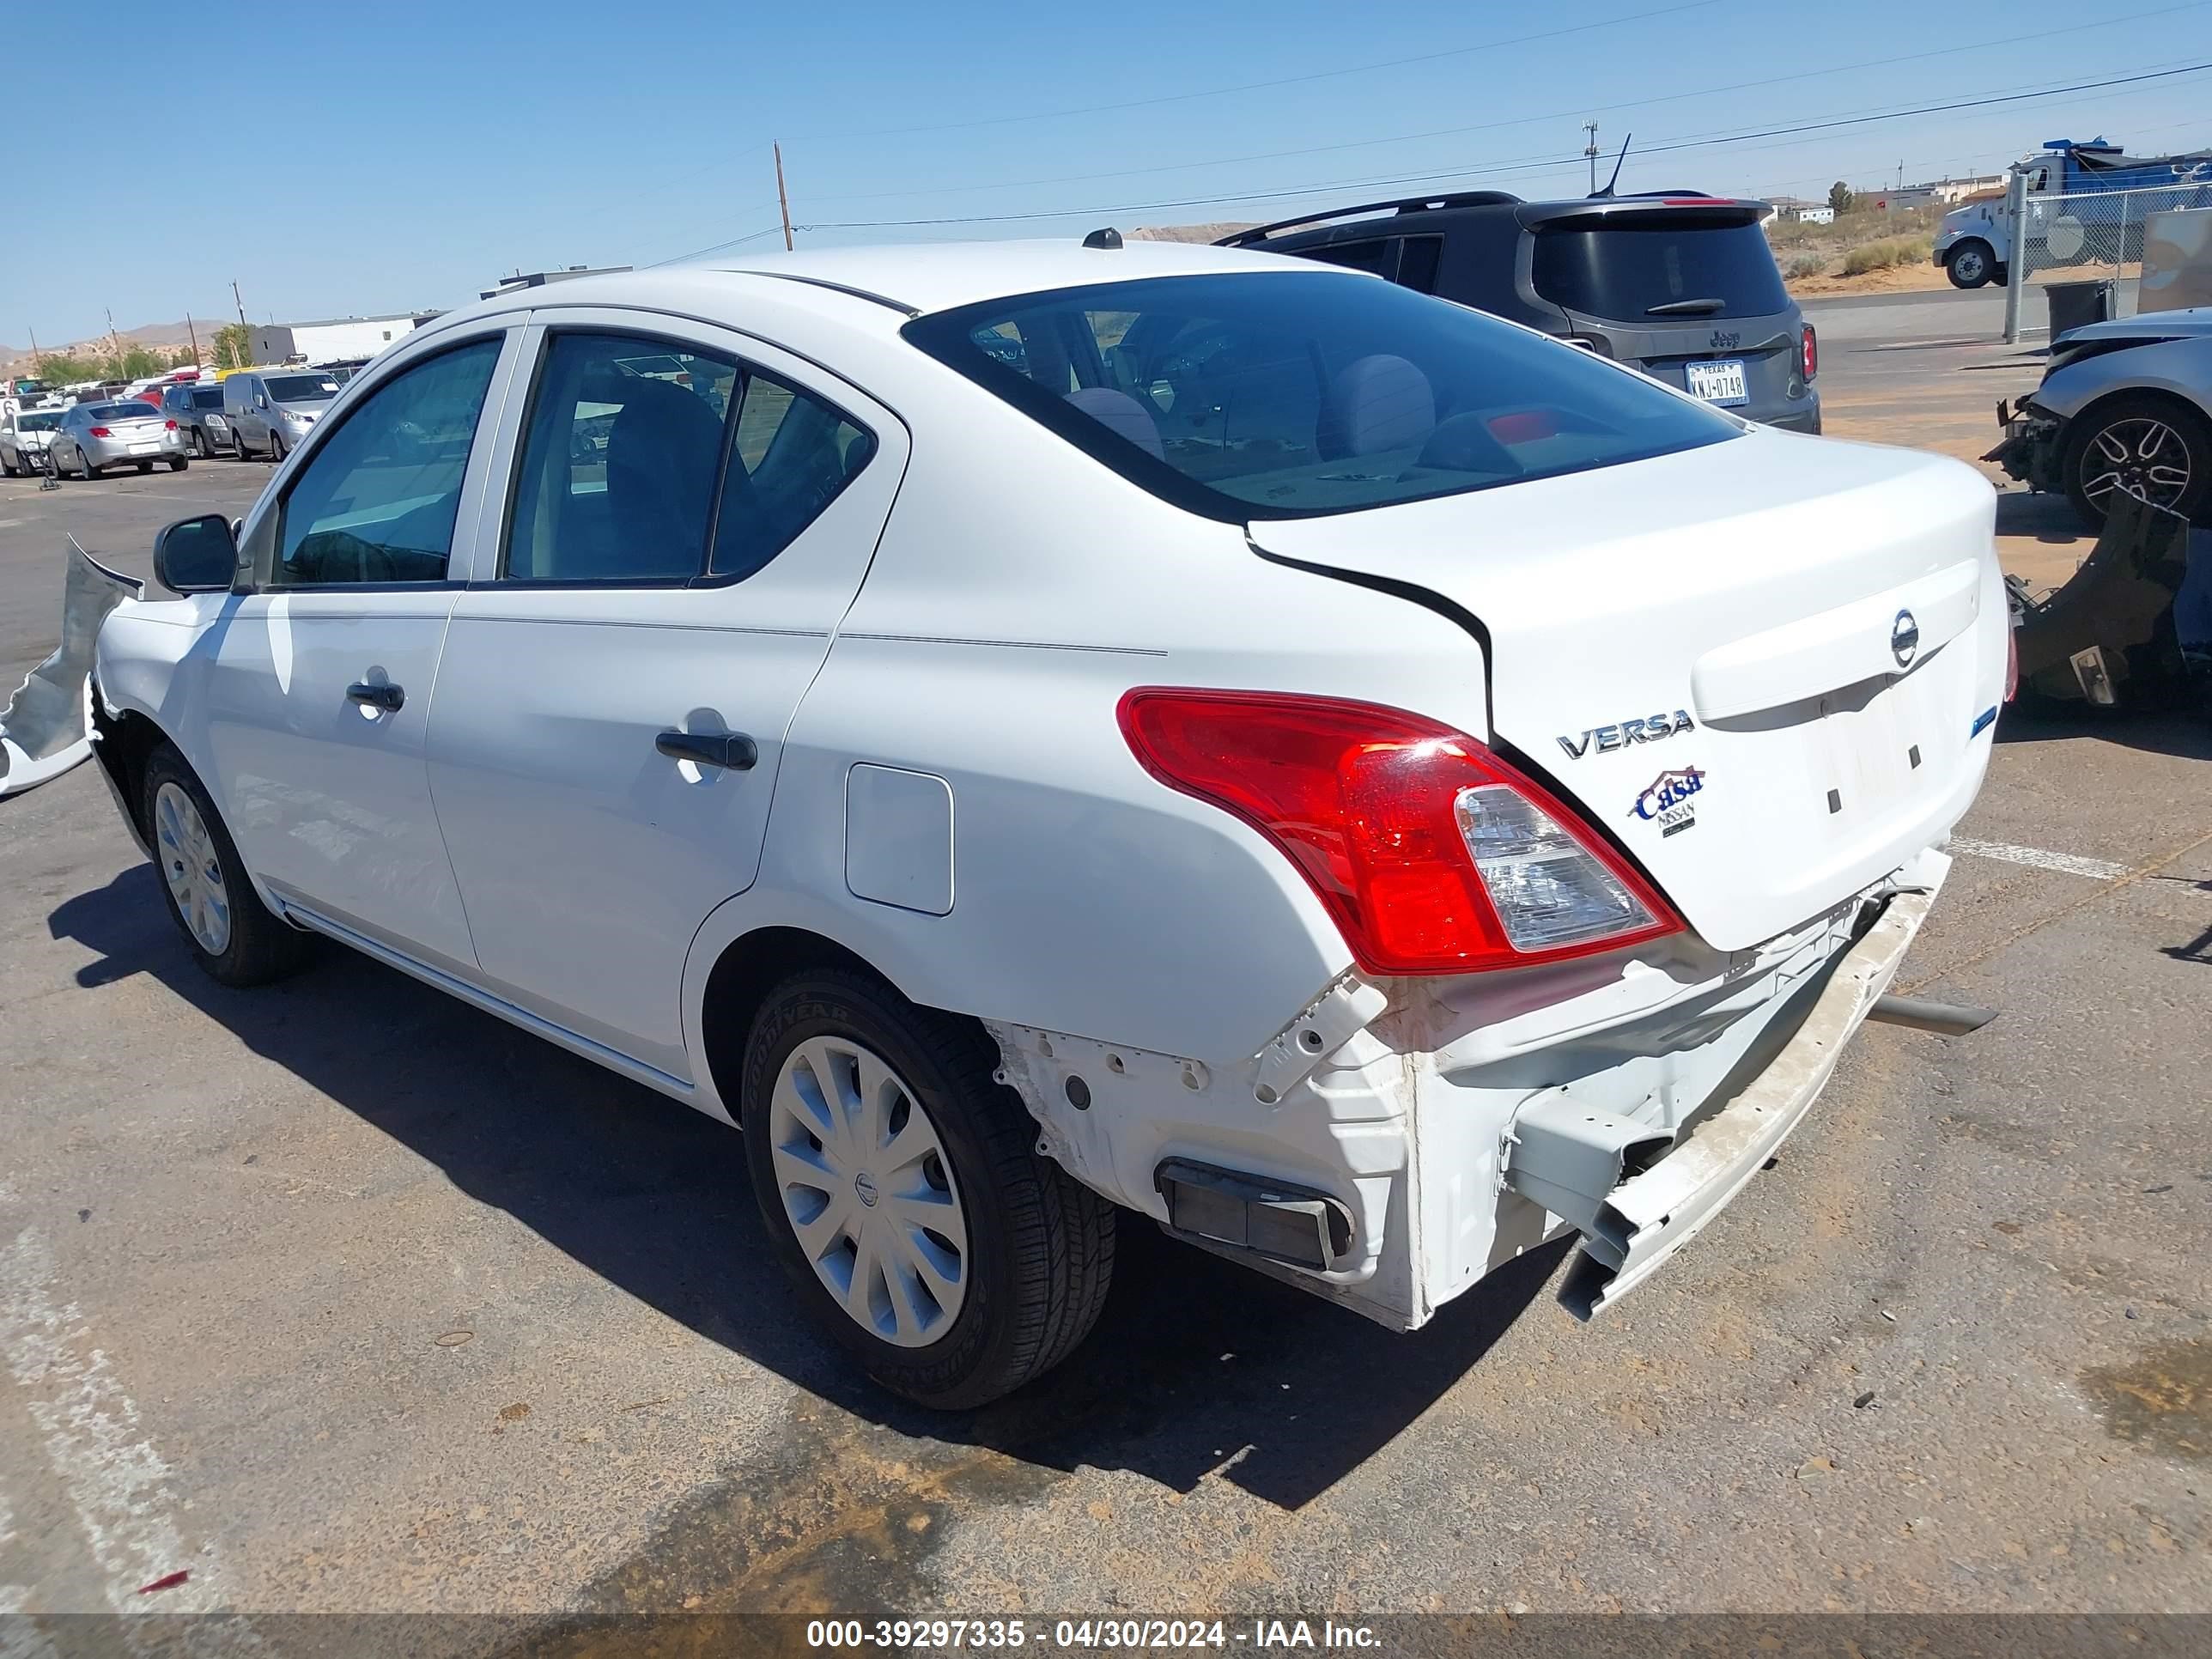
[346,681,404,713]
[656,730,757,771]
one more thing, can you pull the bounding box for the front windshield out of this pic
[903,270,1737,520]
[265,374,339,403]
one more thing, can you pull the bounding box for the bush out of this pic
[1787,252,1830,279]
[1841,235,1932,276]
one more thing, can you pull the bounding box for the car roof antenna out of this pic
[1591,134,1632,199]
[1082,227,1123,249]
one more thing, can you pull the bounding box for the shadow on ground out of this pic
[1996,698,2212,763]
[49,866,1559,1517]
[1995,489,2089,549]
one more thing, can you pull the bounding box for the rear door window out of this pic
[1531,216,1790,321]
[502,333,738,584]
[1307,239,1393,276]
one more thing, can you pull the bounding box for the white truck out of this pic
[1933,137,2212,289]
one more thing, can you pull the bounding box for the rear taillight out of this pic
[1801,324,1818,381]
[1116,689,1682,975]
[164,419,178,430]
[88,426,111,438]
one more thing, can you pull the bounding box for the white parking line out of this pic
[0,1226,228,1619]
[1948,835,2129,881]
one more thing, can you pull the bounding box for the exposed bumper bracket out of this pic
[1554,887,1936,1322]
[1154,1158,1354,1272]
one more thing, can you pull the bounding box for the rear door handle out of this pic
[656,730,757,771]
[346,681,404,713]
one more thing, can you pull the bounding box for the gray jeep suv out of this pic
[1221,190,1820,433]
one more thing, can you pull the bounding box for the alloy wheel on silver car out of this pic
[2080,416,2193,510]
[154,781,232,956]
[767,1036,967,1346]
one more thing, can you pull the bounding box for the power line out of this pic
[789,61,2212,233]
[790,1,2209,210]
[641,224,791,270]
[799,1,1725,142]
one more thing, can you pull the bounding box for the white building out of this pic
[248,313,431,367]
[1767,198,1835,225]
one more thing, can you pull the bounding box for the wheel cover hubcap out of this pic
[154,782,231,955]
[769,1036,967,1347]
[2082,417,2191,509]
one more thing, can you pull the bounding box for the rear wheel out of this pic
[169,455,189,472]
[136,460,153,474]
[142,743,313,988]
[76,446,99,480]
[1946,239,1995,289]
[2062,392,2212,528]
[741,969,1115,1407]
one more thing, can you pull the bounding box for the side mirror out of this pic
[256,396,268,409]
[153,514,239,595]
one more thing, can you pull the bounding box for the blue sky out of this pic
[9,0,2210,348]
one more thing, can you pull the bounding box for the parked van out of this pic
[222,368,341,460]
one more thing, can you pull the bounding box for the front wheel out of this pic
[2062,393,2212,529]
[1945,240,1994,289]
[190,428,206,458]
[741,969,1115,1408]
[142,743,314,988]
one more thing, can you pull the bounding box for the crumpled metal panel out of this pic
[0,539,143,798]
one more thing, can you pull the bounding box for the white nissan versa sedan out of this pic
[0,238,2008,1407]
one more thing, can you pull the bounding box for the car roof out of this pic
[447,237,1333,327]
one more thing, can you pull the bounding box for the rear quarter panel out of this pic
[685,369,1497,1066]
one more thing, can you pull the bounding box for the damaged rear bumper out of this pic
[1549,885,1930,1318]
[989,854,1950,1334]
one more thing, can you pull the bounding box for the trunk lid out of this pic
[1249,429,2002,951]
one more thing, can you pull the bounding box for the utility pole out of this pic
[106,308,125,378]
[775,142,793,251]
[1583,122,1601,194]
[185,312,203,368]
[27,325,40,375]
[232,281,250,366]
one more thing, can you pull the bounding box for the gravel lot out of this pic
[1,323,2207,1637]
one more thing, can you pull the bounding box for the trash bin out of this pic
[2045,278,2114,339]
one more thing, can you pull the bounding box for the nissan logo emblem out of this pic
[1891,609,1920,669]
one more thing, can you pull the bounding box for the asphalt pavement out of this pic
[0,361,2206,1637]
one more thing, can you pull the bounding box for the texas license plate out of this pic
[1685,359,1748,406]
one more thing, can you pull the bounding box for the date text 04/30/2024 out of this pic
[805,1620,1382,1650]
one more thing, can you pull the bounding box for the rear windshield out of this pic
[88,403,155,422]
[903,270,1736,520]
[1531,214,1790,321]
[17,410,61,431]
[264,374,339,402]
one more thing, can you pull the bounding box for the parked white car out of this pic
[0,240,2009,1407]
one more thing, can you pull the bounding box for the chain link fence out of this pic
[2014,180,2212,312]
